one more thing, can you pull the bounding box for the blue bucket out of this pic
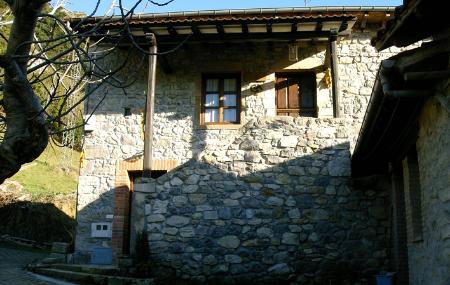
[376,274,393,285]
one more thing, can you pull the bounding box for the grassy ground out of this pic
[0,143,79,242]
[8,143,80,199]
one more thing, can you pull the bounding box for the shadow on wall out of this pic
[77,135,391,284]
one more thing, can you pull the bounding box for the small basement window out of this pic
[201,74,241,125]
[275,72,317,117]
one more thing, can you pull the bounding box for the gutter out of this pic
[69,6,396,23]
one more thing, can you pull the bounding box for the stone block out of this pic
[278,136,298,148]
[327,157,351,177]
[148,214,165,223]
[203,211,219,220]
[217,235,240,249]
[182,185,199,193]
[170,177,183,186]
[266,197,284,206]
[203,254,218,265]
[189,194,207,205]
[268,263,293,275]
[166,216,190,227]
[173,195,188,206]
[256,227,273,238]
[282,233,299,245]
[152,200,169,214]
[180,226,195,238]
[225,254,242,264]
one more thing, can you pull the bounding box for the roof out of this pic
[70,6,394,45]
[373,0,449,50]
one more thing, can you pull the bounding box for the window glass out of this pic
[205,109,219,123]
[205,94,219,107]
[224,109,237,122]
[224,78,237,92]
[206,79,219,92]
[203,75,240,124]
[223,94,237,107]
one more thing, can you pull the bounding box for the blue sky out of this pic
[65,0,402,15]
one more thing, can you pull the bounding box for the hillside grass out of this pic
[8,143,80,199]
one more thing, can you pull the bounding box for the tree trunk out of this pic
[0,0,50,184]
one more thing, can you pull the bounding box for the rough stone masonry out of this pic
[137,117,390,284]
[76,29,413,284]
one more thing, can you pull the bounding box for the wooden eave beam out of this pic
[266,22,272,34]
[148,31,333,43]
[216,23,224,34]
[382,13,390,28]
[191,25,200,35]
[338,20,348,32]
[167,25,177,36]
[315,21,323,32]
[291,21,297,33]
[242,23,249,34]
[360,13,369,30]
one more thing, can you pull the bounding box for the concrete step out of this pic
[51,263,121,276]
[32,267,154,285]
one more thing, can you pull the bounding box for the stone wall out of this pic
[138,117,390,284]
[75,30,406,265]
[411,78,450,285]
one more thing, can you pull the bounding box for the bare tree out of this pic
[0,0,179,183]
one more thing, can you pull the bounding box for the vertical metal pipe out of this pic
[329,30,341,118]
[143,34,157,178]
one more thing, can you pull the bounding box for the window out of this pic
[202,74,240,124]
[275,72,317,117]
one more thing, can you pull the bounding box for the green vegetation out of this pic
[0,3,85,150]
[9,144,80,199]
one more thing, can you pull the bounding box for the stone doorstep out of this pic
[51,264,121,276]
[32,267,154,285]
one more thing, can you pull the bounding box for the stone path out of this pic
[0,243,73,285]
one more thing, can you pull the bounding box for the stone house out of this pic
[72,6,425,284]
[352,1,450,284]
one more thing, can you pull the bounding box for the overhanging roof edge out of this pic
[69,6,395,25]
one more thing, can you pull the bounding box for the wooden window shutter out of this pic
[276,73,316,117]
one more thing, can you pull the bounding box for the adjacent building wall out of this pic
[410,79,450,285]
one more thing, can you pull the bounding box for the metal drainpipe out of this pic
[329,29,341,118]
[143,34,157,178]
